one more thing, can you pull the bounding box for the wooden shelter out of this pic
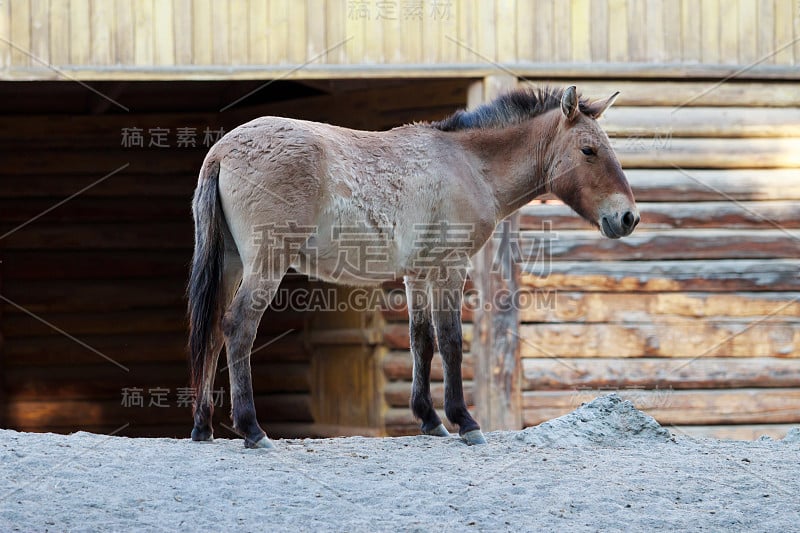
[1,0,798,440]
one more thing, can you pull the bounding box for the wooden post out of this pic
[307,285,385,436]
[471,75,523,432]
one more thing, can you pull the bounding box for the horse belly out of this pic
[291,206,411,286]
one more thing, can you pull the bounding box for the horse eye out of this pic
[581,146,596,156]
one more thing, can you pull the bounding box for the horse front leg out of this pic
[404,276,449,437]
[431,275,486,445]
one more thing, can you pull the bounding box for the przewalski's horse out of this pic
[188,86,639,449]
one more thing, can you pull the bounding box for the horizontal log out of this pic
[522,389,800,425]
[376,281,478,323]
[383,407,472,435]
[382,350,474,381]
[517,292,800,323]
[0,112,230,149]
[383,323,473,351]
[0,196,190,223]
[5,361,311,400]
[309,328,383,346]
[518,322,799,358]
[625,169,800,201]
[520,201,800,230]
[612,138,800,169]
[0,221,192,250]
[239,79,467,118]
[549,81,800,107]
[2,308,301,340]
[669,424,798,441]
[0,252,313,283]
[3,331,308,366]
[8,63,800,84]
[521,357,800,390]
[522,229,800,262]
[381,306,475,323]
[2,279,185,313]
[384,380,474,408]
[3,309,188,338]
[0,150,203,176]
[603,106,800,138]
[2,251,193,280]
[0,174,197,198]
[0,80,467,147]
[521,259,800,292]
[4,393,312,429]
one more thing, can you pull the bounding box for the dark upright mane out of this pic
[429,86,588,132]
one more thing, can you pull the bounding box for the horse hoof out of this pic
[461,429,487,446]
[423,424,450,437]
[246,435,275,450]
[191,427,213,442]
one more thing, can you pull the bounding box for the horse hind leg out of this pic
[222,271,281,449]
[405,277,449,437]
[191,254,243,442]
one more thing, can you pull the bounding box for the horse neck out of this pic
[457,112,558,220]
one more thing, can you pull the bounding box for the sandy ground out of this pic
[1,395,798,532]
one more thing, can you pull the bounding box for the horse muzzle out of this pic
[599,209,640,239]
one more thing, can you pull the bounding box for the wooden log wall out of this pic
[0,78,470,437]
[2,0,800,81]
[517,79,800,440]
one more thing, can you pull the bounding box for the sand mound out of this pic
[516,393,672,447]
[781,427,800,444]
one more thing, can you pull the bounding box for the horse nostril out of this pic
[621,211,635,230]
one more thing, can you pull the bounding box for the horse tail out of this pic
[187,159,224,396]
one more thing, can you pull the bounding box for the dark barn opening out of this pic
[0,78,471,438]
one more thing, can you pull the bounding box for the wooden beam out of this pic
[518,229,800,262]
[382,350,474,381]
[517,321,799,358]
[624,169,800,202]
[4,62,800,82]
[522,388,800,426]
[382,323,473,352]
[307,286,384,433]
[520,201,800,230]
[521,357,800,390]
[3,331,308,366]
[384,380,474,409]
[6,361,311,400]
[4,393,312,429]
[472,74,523,432]
[521,259,800,292]
[516,291,800,323]
[603,106,800,138]
[612,137,800,169]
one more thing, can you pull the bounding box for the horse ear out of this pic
[587,91,620,119]
[561,86,579,122]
